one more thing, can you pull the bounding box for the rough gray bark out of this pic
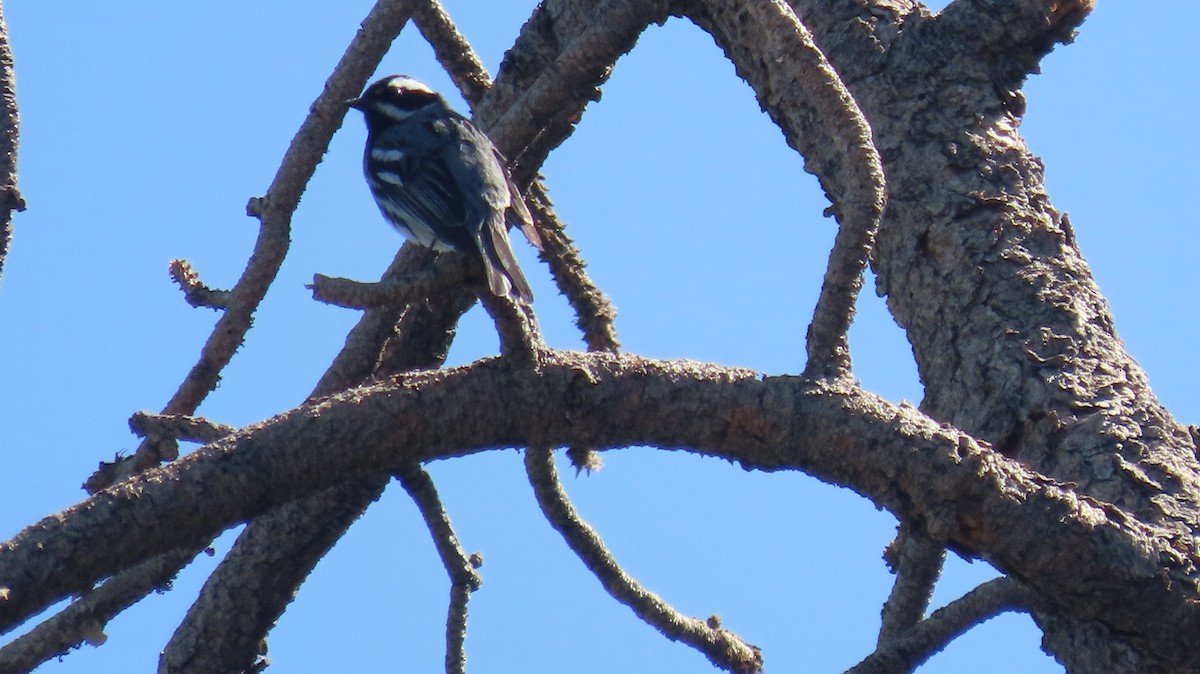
[784,1,1199,669]
[1,1,1196,673]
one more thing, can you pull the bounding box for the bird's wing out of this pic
[371,117,476,251]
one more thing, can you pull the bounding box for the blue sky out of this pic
[0,1,1195,672]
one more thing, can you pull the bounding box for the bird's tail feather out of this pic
[481,217,534,303]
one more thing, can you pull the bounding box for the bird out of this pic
[347,74,542,303]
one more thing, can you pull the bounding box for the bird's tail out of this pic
[480,215,535,303]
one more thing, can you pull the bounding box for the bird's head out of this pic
[348,75,442,127]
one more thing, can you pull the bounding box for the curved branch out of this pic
[3,352,1196,665]
[681,0,887,379]
[849,577,1038,673]
[525,446,761,672]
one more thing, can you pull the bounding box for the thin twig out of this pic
[848,577,1038,674]
[877,524,946,645]
[396,463,482,674]
[0,2,23,285]
[310,244,435,395]
[310,256,466,310]
[524,446,763,673]
[526,183,620,353]
[168,259,231,310]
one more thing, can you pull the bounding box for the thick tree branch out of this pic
[0,547,199,674]
[4,352,1197,666]
[938,0,1094,91]
[525,446,762,672]
[478,0,673,185]
[849,577,1038,674]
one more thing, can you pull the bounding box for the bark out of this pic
[784,0,1200,669]
[2,353,1198,667]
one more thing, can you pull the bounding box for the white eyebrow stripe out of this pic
[373,101,416,122]
[370,147,406,162]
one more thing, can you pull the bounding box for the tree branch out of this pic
[395,463,482,674]
[310,255,466,309]
[0,1,23,285]
[159,249,478,672]
[168,259,231,310]
[4,352,1197,666]
[411,0,491,106]
[849,577,1038,674]
[153,2,420,671]
[938,0,1095,91]
[128,412,236,445]
[158,0,665,660]
[310,244,437,394]
[525,446,762,672]
[877,525,945,645]
[681,0,887,379]
[526,183,620,354]
[0,547,200,673]
[477,0,673,184]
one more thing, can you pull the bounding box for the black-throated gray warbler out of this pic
[348,75,542,302]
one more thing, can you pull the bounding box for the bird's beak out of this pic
[346,97,365,111]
